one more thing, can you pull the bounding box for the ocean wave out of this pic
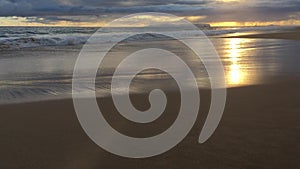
[0,34,90,49]
[0,26,296,49]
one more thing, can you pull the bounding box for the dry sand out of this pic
[0,79,299,169]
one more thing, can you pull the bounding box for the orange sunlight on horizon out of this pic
[210,20,300,27]
[1,16,300,27]
[0,17,106,27]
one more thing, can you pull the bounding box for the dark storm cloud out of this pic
[0,0,212,16]
[57,0,212,7]
[0,0,299,23]
[201,4,300,22]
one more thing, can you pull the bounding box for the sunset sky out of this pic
[0,0,300,27]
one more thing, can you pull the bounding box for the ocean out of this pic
[0,26,300,104]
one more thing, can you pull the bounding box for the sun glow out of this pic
[226,38,248,85]
[218,0,239,2]
[1,16,300,27]
[185,16,207,22]
[210,20,300,27]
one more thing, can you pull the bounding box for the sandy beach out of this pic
[1,0,300,168]
[0,78,299,169]
[1,27,300,169]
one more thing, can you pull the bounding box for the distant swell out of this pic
[0,35,90,49]
[0,26,296,49]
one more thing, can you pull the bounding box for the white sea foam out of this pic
[0,26,296,49]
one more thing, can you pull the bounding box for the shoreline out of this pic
[1,74,298,106]
[223,28,300,40]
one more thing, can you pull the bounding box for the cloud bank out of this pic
[0,0,299,26]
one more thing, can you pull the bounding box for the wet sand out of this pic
[0,78,299,169]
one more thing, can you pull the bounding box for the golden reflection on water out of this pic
[226,38,253,86]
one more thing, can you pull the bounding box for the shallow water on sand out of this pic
[0,37,300,104]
